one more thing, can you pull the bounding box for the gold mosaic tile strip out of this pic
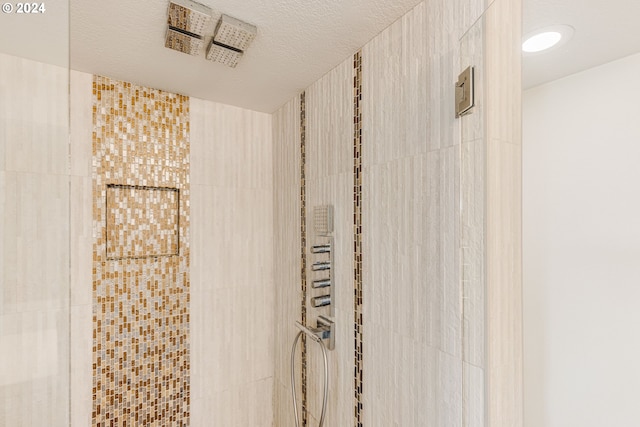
[353,50,364,427]
[299,91,308,427]
[106,185,180,260]
[92,75,190,426]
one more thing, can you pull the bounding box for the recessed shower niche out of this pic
[105,184,180,260]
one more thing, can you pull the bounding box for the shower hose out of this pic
[290,330,329,427]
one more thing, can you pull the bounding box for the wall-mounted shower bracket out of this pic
[295,316,334,350]
[317,316,334,350]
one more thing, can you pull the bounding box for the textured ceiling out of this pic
[523,0,640,89]
[3,0,637,110]
[70,0,422,113]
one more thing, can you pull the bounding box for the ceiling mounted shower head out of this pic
[167,0,212,36]
[163,1,256,66]
[165,27,203,56]
[165,0,211,55]
[206,40,243,68]
[213,14,257,51]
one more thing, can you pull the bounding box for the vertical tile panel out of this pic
[363,3,427,164]
[71,70,94,178]
[460,139,486,369]
[303,52,356,425]
[361,1,465,425]
[1,55,68,175]
[272,96,302,427]
[0,53,70,427]
[424,0,460,152]
[486,139,522,427]
[484,0,523,425]
[71,304,93,427]
[306,57,355,180]
[459,11,487,427]
[92,76,190,426]
[189,97,274,427]
[485,0,522,146]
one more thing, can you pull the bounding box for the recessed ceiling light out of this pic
[523,32,561,52]
[522,25,574,54]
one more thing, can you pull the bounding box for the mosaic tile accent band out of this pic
[92,76,191,426]
[353,50,364,427]
[299,91,309,427]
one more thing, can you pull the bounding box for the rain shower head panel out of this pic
[206,40,243,68]
[167,0,213,36]
[213,14,257,51]
[165,27,204,56]
[163,1,256,66]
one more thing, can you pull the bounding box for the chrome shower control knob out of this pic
[311,261,331,271]
[311,295,331,308]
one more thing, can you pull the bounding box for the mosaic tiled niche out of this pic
[353,50,364,427]
[92,76,190,426]
[106,185,180,260]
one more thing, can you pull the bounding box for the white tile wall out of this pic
[0,52,71,427]
[0,0,520,425]
[461,139,486,370]
[306,59,355,179]
[69,69,94,427]
[272,95,302,427]
[272,0,522,425]
[190,97,275,427]
[0,55,68,176]
[192,377,274,426]
[484,0,523,425]
[363,3,427,163]
[70,304,92,427]
[362,1,464,424]
[459,10,487,425]
[304,57,355,426]
[66,75,278,427]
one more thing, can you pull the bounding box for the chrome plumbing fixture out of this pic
[213,14,257,51]
[311,295,331,308]
[311,261,331,271]
[314,205,333,236]
[163,1,257,67]
[165,0,212,55]
[312,279,331,289]
[206,14,257,67]
[311,244,331,254]
[291,317,334,427]
[310,205,335,323]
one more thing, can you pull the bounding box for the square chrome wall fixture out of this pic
[455,66,475,117]
[165,0,212,55]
